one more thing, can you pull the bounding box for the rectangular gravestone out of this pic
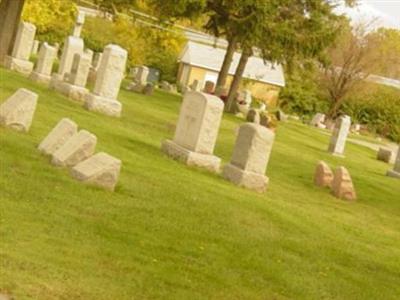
[223,123,275,192]
[0,88,38,132]
[162,91,224,172]
[30,42,57,84]
[85,44,127,117]
[328,115,351,156]
[387,146,400,179]
[3,22,36,75]
[71,152,121,191]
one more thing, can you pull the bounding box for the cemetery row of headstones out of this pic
[2,14,127,118]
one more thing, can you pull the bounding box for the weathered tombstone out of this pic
[38,118,78,155]
[31,39,40,56]
[160,81,172,92]
[237,90,252,107]
[88,52,102,83]
[0,88,38,132]
[190,79,202,92]
[57,51,92,102]
[310,113,326,127]
[52,130,97,167]
[377,147,393,163]
[204,81,215,94]
[223,123,275,193]
[136,66,149,85]
[259,113,272,128]
[3,21,36,75]
[387,146,400,179]
[30,42,57,84]
[328,115,351,156]
[351,123,361,134]
[71,152,121,191]
[332,166,357,201]
[73,11,85,38]
[314,161,334,188]
[246,108,260,124]
[52,36,84,84]
[275,110,288,122]
[85,44,127,117]
[161,91,224,172]
[143,83,154,95]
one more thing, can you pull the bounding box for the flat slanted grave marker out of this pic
[162,91,224,173]
[52,130,97,167]
[387,146,400,179]
[332,166,357,201]
[223,123,275,193]
[71,152,122,191]
[314,161,334,188]
[38,118,78,155]
[0,88,38,132]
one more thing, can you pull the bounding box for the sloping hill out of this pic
[0,68,399,300]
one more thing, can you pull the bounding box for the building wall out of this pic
[178,63,281,105]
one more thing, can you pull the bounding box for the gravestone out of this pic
[143,83,154,96]
[310,113,326,127]
[246,108,260,124]
[30,42,57,84]
[162,91,224,172]
[4,21,36,75]
[52,35,84,83]
[137,66,149,85]
[328,115,351,156]
[0,88,38,132]
[377,147,393,163]
[31,40,40,56]
[387,146,400,179]
[71,152,122,191]
[204,81,215,94]
[160,81,173,92]
[332,166,357,201]
[223,123,275,193]
[314,161,334,188]
[52,130,97,167]
[73,11,85,38]
[85,44,127,117]
[38,118,78,155]
[57,51,92,102]
[88,52,102,83]
[190,79,202,92]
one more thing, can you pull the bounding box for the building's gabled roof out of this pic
[179,41,286,87]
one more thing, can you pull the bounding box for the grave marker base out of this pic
[85,93,122,117]
[387,170,400,179]
[162,139,221,173]
[4,56,33,75]
[222,163,268,193]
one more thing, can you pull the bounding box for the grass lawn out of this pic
[1,68,399,300]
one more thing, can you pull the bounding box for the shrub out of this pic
[22,0,77,44]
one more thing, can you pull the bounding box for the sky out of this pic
[338,0,400,29]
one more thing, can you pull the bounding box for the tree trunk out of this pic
[0,0,25,63]
[225,47,252,113]
[327,97,343,119]
[215,35,237,96]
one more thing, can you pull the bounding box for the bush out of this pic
[22,0,77,44]
[342,84,400,142]
[82,16,185,82]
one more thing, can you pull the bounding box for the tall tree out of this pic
[0,0,26,63]
[320,21,382,118]
[225,0,356,112]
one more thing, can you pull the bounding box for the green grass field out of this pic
[1,68,399,300]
